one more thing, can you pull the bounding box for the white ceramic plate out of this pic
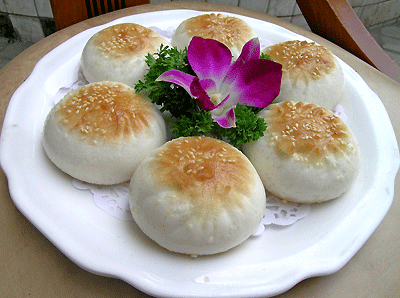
[1,10,399,298]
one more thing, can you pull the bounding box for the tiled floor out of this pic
[1,21,400,70]
[369,21,400,67]
[0,37,34,68]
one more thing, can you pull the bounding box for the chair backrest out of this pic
[49,0,150,30]
[296,0,400,83]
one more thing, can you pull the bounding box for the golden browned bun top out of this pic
[264,101,356,163]
[183,13,254,47]
[150,137,255,216]
[55,82,153,144]
[92,23,165,58]
[263,40,336,83]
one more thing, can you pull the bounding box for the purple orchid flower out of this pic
[156,36,282,128]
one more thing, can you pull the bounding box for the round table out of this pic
[1,2,399,297]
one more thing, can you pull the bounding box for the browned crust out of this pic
[92,23,165,58]
[55,82,153,144]
[150,137,255,216]
[263,40,336,83]
[264,101,355,163]
[182,13,254,47]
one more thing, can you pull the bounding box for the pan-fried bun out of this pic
[171,13,257,60]
[263,40,345,110]
[43,82,166,185]
[243,101,360,203]
[129,136,266,255]
[81,23,168,88]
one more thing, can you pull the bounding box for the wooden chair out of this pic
[49,0,150,31]
[296,0,400,83]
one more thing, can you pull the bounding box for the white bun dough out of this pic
[171,13,257,60]
[81,23,169,88]
[263,40,345,110]
[243,101,360,203]
[43,81,166,185]
[129,136,266,255]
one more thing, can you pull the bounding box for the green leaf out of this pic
[213,105,267,148]
[171,110,214,137]
[260,52,272,60]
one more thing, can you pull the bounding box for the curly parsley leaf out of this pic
[260,52,272,60]
[135,45,196,118]
[171,110,214,137]
[212,105,266,148]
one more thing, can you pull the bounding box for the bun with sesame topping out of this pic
[129,136,266,255]
[43,82,167,185]
[81,23,169,88]
[171,13,257,60]
[263,40,345,110]
[243,101,360,203]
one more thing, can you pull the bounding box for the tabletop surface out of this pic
[1,2,399,297]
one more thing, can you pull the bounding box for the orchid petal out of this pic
[198,78,217,94]
[156,70,196,96]
[206,94,230,114]
[212,107,236,128]
[190,77,215,111]
[230,59,282,108]
[191,78,232,112]
[224,38,261,84]
[238,37,261,62]
[187,37,232,87]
